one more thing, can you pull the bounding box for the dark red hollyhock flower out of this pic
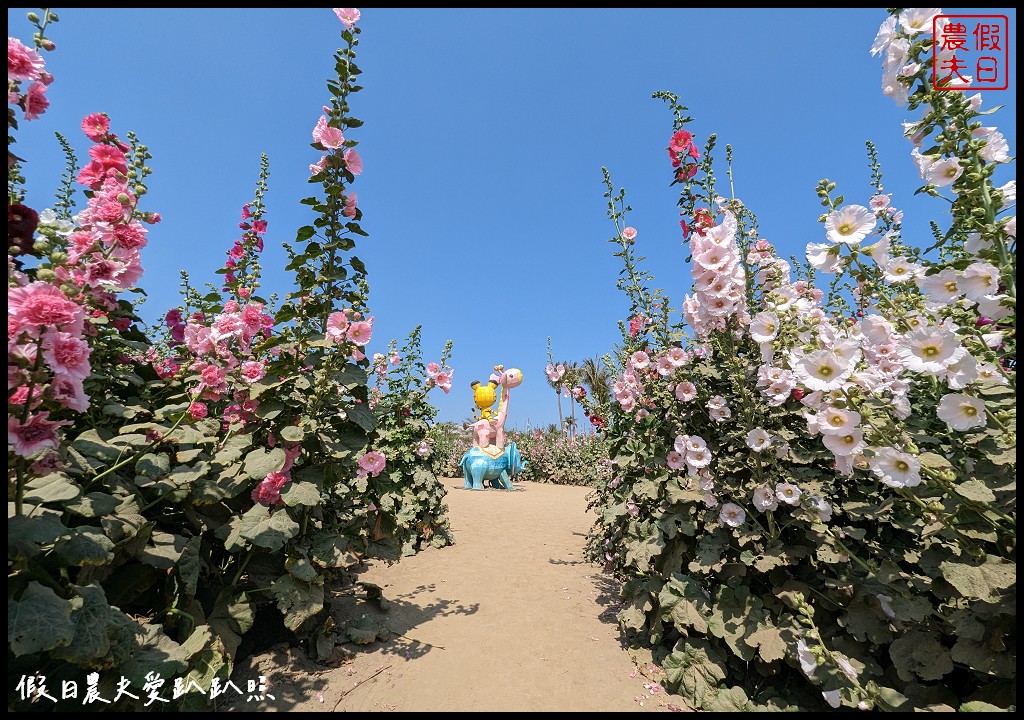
[9,203,39,257]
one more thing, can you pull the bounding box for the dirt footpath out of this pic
[225,480,688,712]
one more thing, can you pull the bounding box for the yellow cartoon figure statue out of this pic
[470,380,499,420]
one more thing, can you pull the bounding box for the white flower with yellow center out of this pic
[976,362,1009,386]
[936,393,986,431]
[817,407,862,436]
[749,311,780,343]
[925,158,964,188]
[943,352,979,390]
[752,487,778,512]
[825,205,876,245]
[791,349,856,392]
[719,503,746,528]
[822,428,866,457]
[897,324,966,375]
[898,7,941,36]
[776,483,802,506]
[917,268,962,304]
[960,262,1001,302]
[869,446,922,488]
[745,428,772,452]
[882,256,921,283]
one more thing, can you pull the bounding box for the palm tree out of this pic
[579,356,613,406]
[562,361,581,438]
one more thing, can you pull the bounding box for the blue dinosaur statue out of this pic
[459,441,527,491]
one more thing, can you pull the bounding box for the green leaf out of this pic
[23,473,81,504]
[310,533,359,568]
[659,573,710,634]
[955,479,996,502]
[139,530,190,569]
[745,625,787,663]
[65,491,119,518]
[242,447,287,480]
[115,621,189,687]
[72,428,121,463]
[8,582,75,656]
[271,575,325,631]
[136,452,171,478]
[940,557,1015,602]
[889,632,954,682]
[54,526,115,566]
[235,504,300,551]
[255,399,285,420]
[960,701,1008,712]
[286,556,319,583]
[950,639,1015,679]
[8,513,71,559]
[661,638,727,709]
[295,225,316,240]
[50,583,112,664]
[348,402,376,433]
[177,625,231,711]
[178,536,202,601]
[280,425,304,443]
[281,481,321,507]
[213,434,253,465]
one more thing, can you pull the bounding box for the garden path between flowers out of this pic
[222,480,689,712]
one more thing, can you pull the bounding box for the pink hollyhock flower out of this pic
[326,311,349,342]
[9,281,84,335]
[622,226,637,244]
[344,148,363,175]
[343,191,358,219]
[434,370,453,393]
[23,81,49,120]
[50,375,89,412]
[9,386,31,406]
[426,361,440,377]
[389,352,400,366]
[9,412,68,458]
[240,361,266,383]
[88,144,128,173]
[358,450,387,477]
[347,319,373,346]
[310,155,328,176]
[42,329,91,379]
[333,7,361,28]
[414,440,431,458]
[312,115,345,149]
[188,401,208,420]
[8,37,45,82]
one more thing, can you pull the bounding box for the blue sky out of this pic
[9,7,1017,430]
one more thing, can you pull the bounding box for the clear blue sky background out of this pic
[9,7,1016,430]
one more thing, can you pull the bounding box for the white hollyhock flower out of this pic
[960,262,1001,302]
[976,362,1009,386]
[822,690,842,709]
[818,407,863,436]
[825,205,876,245]
[791,349,856,392]
[823,429,866,457]
[745,428,772,452]
[776,483,802,505]
[752,487,778,512]
[936,393,986,431]
[882,256,921,283]
[943,352,979,390]
[996,180,1016,208]
[899,7,941,35]
[667,450,686,471]
[869,446,922,488]
[809,496,833,522]
[917,268,962,304]
[685,435,708,453]
[709,406,732,422]
[980,130,1010,164]
[806,242,843,272]
[870,15,897,56]
[674,381,697,403]
[877,594,897,619]
[797,638,818,675]
[749,311,780,343]
[925,157,964,187]
[861,235,890,267]
[897,324,966,374]
[976,295,1011,321]
[685,446,712,470]
[719,503,746,528]
[963,231,992,256]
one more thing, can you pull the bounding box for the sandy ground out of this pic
[223,480,688,712]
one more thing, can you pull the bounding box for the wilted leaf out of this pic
[344,613,390,645]
[8,582,75,655]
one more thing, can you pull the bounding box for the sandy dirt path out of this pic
[226,480,686,712]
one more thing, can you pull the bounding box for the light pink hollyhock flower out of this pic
[960,262,1001,302]
[309,155,328,176]
[8,37,45,82]
[312,115,345,149]
[41,330,91,379]
[9,412,68,458]
[719,503,746,527]
[23,81,49,120]
[188,401,208,420]
[414,440,431,458]
[626,501,640,517]
[882,256,921,283]
[776,482,802,505]
[622,227,637,243]
[896,324,965,375]
[9,281,84,336]
[667,347,688,367]
[240,361,267,384]
[344,148,363,175]
[656,354,675,377]
[81,112,110,141]
[434,370,453,393]
[343,191,358,219]
[752,487,778,512]
[924,157,964,188]
[333,7,361,28]
[674,381,697,402]
[936,393,986,431]
[359,450,387,477]
[630,350,650,370]
[50,375,89,413]
[426,362,440,378]
[822,428,866,457]
[745,428,772,452]
[347,319,373,346]
[869,446,922,488]
[666,450,686,471]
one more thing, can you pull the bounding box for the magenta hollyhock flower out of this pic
[312,115,345,149]
[50,375,89,412]
[333,7,361,28]
[8,412,68,458]
[80,112,110,141]
[8,37,45,82]
[41,329,91,379]
[188,401,208,420]
[358,450,386,477]
[23,81,49,120]
[343,148,363,175]
[346,319,373,346]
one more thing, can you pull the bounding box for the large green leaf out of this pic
[889,632,954,682]
[659,573,710,634]
[271,575,325,631]
[662,638,727,709]
[242,447,287,480]
[281,481,321,507]
[8,582,75,656]
[54,526,115,566]
[228,504,300,551]
[23,473,81,504]
[940,556,1015,602]
[139,530,190,569]
[50,583,112,664]
[8,513,71,559]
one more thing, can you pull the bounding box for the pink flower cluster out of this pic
[682,211,748,339]
[326,309,374,362]
[426,361,453,394]
[223,202,267,292]
[611,347,691,418]
[8,36,52,120]
[251,443,303,506]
